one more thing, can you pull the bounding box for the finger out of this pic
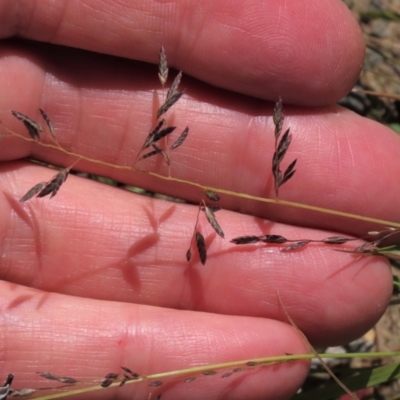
[0,282,309,400]
[0,0,363,105]
[0,161,392,345]
[0,43,398,236]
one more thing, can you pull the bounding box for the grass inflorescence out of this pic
[1,47,400,399]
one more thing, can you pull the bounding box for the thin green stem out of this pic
[30,351,400,400]
[3,127,400,228]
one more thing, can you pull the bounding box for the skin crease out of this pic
[0,1,397,399]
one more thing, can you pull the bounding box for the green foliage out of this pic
[294,360,400,400]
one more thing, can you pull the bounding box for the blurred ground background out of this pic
[341,0,400,129]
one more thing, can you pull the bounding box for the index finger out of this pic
[0,41,398,237]
[0,0,364,105]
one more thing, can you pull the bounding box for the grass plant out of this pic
[1,46,400,400]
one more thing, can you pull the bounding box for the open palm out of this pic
[0,1,397,399]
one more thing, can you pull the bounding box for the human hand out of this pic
[0,1,397,399]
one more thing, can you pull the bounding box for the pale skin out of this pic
[0,1,398,399]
